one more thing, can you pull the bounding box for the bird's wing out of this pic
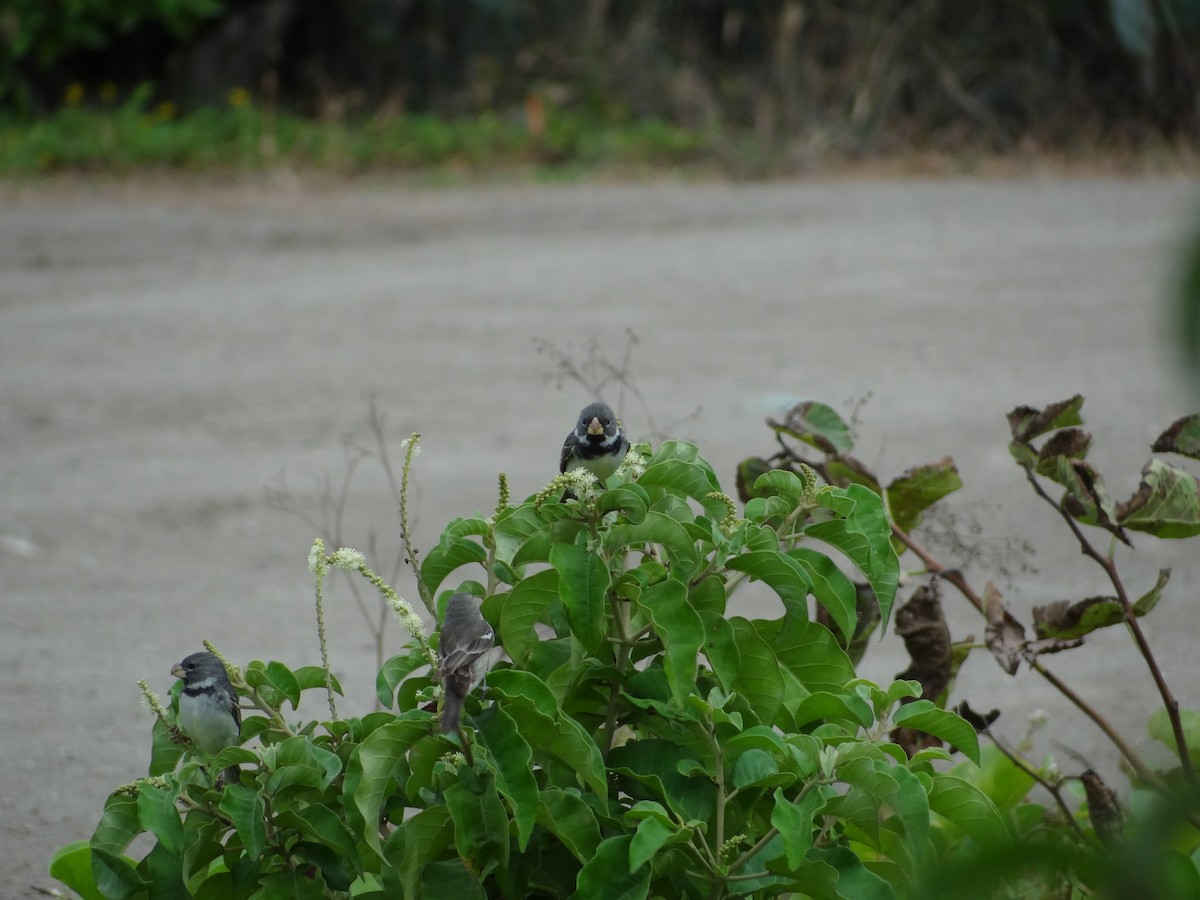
[227,686,242,734]
[559,431,575,473]
[439,628,495,675]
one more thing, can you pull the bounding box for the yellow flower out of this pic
[99,82,117,103]
[63,83,84,106]
[228,87,251,108]
[153,101,177,121]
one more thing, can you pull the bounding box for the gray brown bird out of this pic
[560,401,628,482]
[171,651,241,782]
[436,593,495,732]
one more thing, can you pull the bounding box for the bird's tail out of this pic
[441,691,465,733]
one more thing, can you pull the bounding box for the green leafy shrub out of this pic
[49,396,1200,898]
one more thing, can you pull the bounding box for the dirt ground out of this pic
[3,174,1199,896]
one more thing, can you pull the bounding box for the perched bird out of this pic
[171,651,241,782]
[560,401,629,484]
[436,592,495,733]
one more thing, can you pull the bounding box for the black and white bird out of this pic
[436,592,495,733]
[559,401,629,484]
[171,651,241,782]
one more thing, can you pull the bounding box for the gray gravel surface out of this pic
[3,175,1199,896]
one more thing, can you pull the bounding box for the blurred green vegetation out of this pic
[2,1,1199,165]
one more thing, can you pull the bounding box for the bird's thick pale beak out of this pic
[170,663,185,678]
[587,416,604,436]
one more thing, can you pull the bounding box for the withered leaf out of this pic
[1115,458,1200,539]
[984,581,1025,676]
[735,456,773,502]
[1035,428,1093,476]
[1151,413,1200,460]
[825,454,881,493]
[893,583,952,702]
[954,701,1000,732]
[1007,395,1085,443]
[886,457,962,533]
[1080,769,1124,848]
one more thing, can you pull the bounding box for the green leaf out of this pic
[792,691,875,730]
[573,835,651,900]
[218,785,266,860]
[596,484,649,524]
[753,468,807,503]
[90,792,143,894]
[638,443,726,520]
[1153,414,1200,459]
[275,804,361,877]
[729,617,784,726]
[628,815,676,873]
[376,649,431,709]
[49,841,105,900]
[772,615,856,694]
[641,579,703,706]
[1147,707,1200,767]
[607,512,700,577]
[421,536,488,597]
[243,661,301,710]
[1007,395,1085,442]
[551,543,610,655]
[609,739,716,823]
[498,569,559,666]
[804,484,899,627]
[293,665,343,696]
[136,781,183,858]
[385,805,453,899]
[445,768,510,878]
[725,550,813,619]
[537,788,602,863]
[345,714,430,859]
[891,701,980,765]
[886,458,962,533]
[803,846,897,900]
[1117,458,1200,538]
[475,706,539,850]
[732,748,793,790]
[927,774,1009,846]
[149,717,185,777]
[770,401,855,454]
[771,786,828,870]
[788,547,857,643]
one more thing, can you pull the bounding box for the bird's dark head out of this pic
[172,651,227,684]
[577,402,618,440]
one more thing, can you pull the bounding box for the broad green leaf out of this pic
[638,449,727,520]
[247,869,327,899]
[574,835,651,899]
[609,739,717,823]
[1153,850,1200,900]
[699,610,740,692]
[771,786,828,870]
[889,764,930,868]
[607,512,700,577]
[49,841,105,900]
[475,706,539,850]
[726,550,813,619]
[149,717,185,776]
[242,661,301,710]
[90,847,145,900]
[218,785,266,860]
[886,458,962,533]
[792,691,874,730]
[498,569,559,666]
[1006,395,1084,442]
[420,537,488,597]
[772,615,856,694]
[729,617,785,726]
[928,774,1009,847]
[1117,458,1200,537]
[136,843,186,900]
[640,579,703,707]
[805,484,898,626]
[385,805,453,899]
[537,788,602,863]
[891,701,980,765]
[275,804,361,877]
[788,547,857,643]
[345,714,430,859]
[596,484,649,524]
[752,468,807,503]
[1153,414,1200,459]
[492,502,572,564]
[445,769,510,877]
[969,745,1038,813]
[551,543,610,655]
[1147,707,1200,767]
[420,859,488,899]
[376,649,431,709]
[732,749,793,790]
[807,846,897,900]
[136,781,183,858]
[771,401,855,454]
[293,665,343,696]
